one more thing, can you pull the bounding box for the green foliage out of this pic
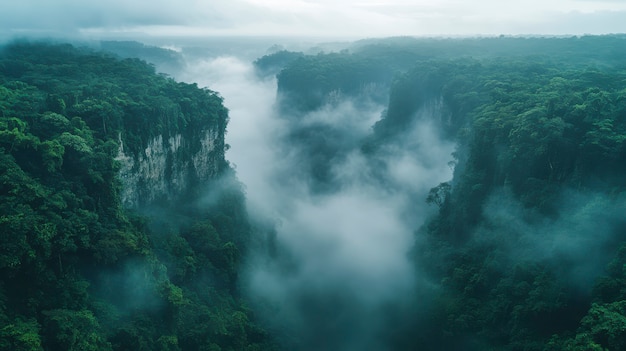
[276,51,393,113]
[281,35,626,350]
[0,319,43,351]
[5,35,626,351]
[399,47,626,350]
[0,41,274,351]
[253,50,304,78]
[42,309,112,351]
[426,182,451,208]
[276,35,626,117]
[580,302,626,350]
[548,301,626,351]
[156,335,181,351]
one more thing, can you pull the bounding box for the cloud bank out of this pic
[172,47,456,349]
[2,0,626,39]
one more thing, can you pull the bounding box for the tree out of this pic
[0,318,44,351]
[426,182,451,208]
[42,309,112,351]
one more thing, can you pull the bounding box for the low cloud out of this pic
[2,0,626,40]
[478,188,626,293]
[173,50,456,349]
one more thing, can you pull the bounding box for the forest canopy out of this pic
[2,34,626,351]
[267,34,626,350]
[0,41,275,351]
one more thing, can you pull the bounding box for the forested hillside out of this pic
[0,42,275,351]
[265,35,626,114]
[2,35,626,351]
[396,57,626,351]
[261,35,626,350]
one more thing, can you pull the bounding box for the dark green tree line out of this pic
[0,41,275,351]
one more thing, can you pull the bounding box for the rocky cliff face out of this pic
[116,127,222,208]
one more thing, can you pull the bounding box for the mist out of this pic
[3,0,626,342]
[3,0,626,39]
[164,43,457,350]
[477,188,626,294]
[68,35,626,350]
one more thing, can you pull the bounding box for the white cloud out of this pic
[1,1,624,42]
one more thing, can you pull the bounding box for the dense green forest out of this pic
[263,35,626,350]
[2,35,626,351]
[0,42,275,350]
[266,35,626,114]
[398,57,626,351]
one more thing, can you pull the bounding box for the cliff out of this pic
[115,121,223,207]
[0,41,273,350]
[264,37,626,350]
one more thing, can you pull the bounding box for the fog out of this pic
[478,188,626,294]
[154,36,626,350]
[172,47,455,349]
[2,0,626,40]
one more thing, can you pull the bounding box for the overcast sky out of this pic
[1,0,625,39]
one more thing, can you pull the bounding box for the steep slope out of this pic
[0,42,275,351]
[385,59,626,350]
[257,34,626,350]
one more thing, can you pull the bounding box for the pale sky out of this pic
[1,0,625,39]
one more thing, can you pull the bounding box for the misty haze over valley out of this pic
[2,1,626,350]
